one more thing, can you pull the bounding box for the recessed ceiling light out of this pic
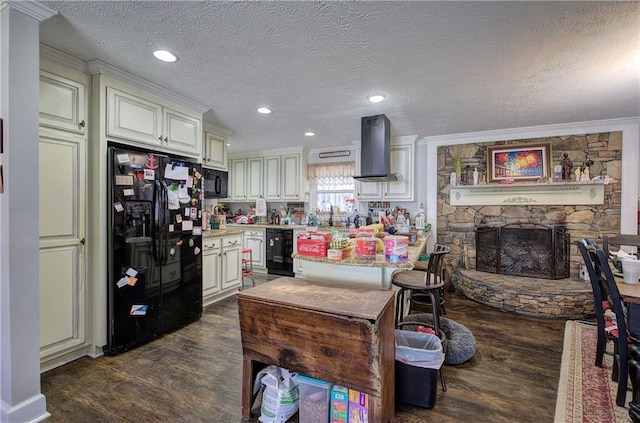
[257,107,272,114]
[153,50,178,63]
[226,143,230,146]
[305,132,315,137]
[368,93,386,103]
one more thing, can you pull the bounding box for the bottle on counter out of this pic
[414,203,425,237]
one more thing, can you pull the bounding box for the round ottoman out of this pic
[400,313,477,365]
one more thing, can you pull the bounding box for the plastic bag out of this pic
[252,365,299,423]
[395,329,444,369]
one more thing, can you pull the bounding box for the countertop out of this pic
[293,236,428,268]
[202,229,244,237]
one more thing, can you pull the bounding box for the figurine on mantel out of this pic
[561,153,573,181]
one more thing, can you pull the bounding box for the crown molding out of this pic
[1,1,56,20]
[418,117,640,146]
[87,59,210,114]
[203,121,232,135]
[39,44,90,74]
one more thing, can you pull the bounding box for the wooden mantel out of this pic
[449,182,606,206]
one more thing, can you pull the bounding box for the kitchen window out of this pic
[308,162,357,221]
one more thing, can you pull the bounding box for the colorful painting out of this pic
[486,143,551,183]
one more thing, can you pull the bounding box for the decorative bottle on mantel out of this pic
[473,167,479,185]
[450,172,457,186]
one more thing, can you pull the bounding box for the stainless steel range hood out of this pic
[353,114,397,183]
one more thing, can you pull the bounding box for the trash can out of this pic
[395,329,444,409]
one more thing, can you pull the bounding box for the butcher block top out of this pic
[237,277,394,320]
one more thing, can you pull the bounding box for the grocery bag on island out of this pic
[252,365,299,423]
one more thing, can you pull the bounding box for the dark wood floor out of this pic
[41,275,566,422]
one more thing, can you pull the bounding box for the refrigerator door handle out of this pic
[153,180,162,265]
[161,180,170,264]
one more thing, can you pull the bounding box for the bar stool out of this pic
[240,248,255,290]
[391,244,450,328]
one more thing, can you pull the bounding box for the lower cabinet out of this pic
[243,229,266,271]
[202,234,242,306]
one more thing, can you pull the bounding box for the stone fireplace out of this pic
[475,223,569,280]
[435,132,622,318]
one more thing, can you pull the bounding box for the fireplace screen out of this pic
[476,224,569,280]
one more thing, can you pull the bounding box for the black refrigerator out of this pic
[106,145,203,355]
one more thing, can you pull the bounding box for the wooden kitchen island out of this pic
[237,277,395,423]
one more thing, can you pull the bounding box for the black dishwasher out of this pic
[266,228,294,277]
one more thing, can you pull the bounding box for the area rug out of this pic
[555,320,631,423]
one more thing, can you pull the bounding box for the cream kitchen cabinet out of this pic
[39,70,87,135]
[264,155,282,200]
[221,235,242,291]
[356,142,415,201]
[203,130,228,170]
[230,158,248,201]
[202,234,242,305]
[106,86,201,157]
[263,153,307,201]
[202,237,222,304]
[243,229,266,271]
[247,157,264,200]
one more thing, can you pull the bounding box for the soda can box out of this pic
[296,237,328,257]
[348,389,368,423]
[330,385,348,423]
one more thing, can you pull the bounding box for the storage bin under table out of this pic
[237,277,395,423]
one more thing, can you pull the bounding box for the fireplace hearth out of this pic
[476,224,569,280]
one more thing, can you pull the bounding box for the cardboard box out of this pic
[330,385,349,423]
[327,247,354,260]
[348,389,368,423]
[296,232,332,257]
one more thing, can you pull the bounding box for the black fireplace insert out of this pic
[475,223,569,280]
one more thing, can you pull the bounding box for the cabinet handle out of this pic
[164,136,168,143]
[78,120,85,129]
[158,136,163,141]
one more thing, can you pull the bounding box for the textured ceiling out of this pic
[39,1,640,155]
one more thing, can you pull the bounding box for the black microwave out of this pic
[203,168,228,198]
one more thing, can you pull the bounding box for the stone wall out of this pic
[437,132,622,282]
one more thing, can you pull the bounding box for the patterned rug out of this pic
[555,320,631,423]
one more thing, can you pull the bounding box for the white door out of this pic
[163,107,201,156]
[281,154,301,200]
[247,157,264,200]
[106,87,163,146]
[39,71,86,135]
[38,130,87,359]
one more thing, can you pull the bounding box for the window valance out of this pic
[307,161,356,180]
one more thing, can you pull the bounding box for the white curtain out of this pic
[307,161,356,180]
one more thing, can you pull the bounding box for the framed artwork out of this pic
[486,142,551,183]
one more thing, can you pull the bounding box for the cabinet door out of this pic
[230,159,248,201]
[281,154,301,200]
[247,157,264,200]
[264,155,281,200]
[222,236,242,290]
[244,230,265,269]
[39,71,86,134]
[203,131,228,170]
[163,107,201,156]
[384,144,414,200]
[354,147,383,200]
[202,249,221,299]
[39,131,87,360]
[107,87,163,146]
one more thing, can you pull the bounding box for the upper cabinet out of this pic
[230,151,307,202]
[106,87,201,157]
[203,130,228,170]
[355,138,415,201]
[39,70,86,135]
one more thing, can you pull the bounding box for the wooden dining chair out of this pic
[595,247,630,407]
[577,239,610,368]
